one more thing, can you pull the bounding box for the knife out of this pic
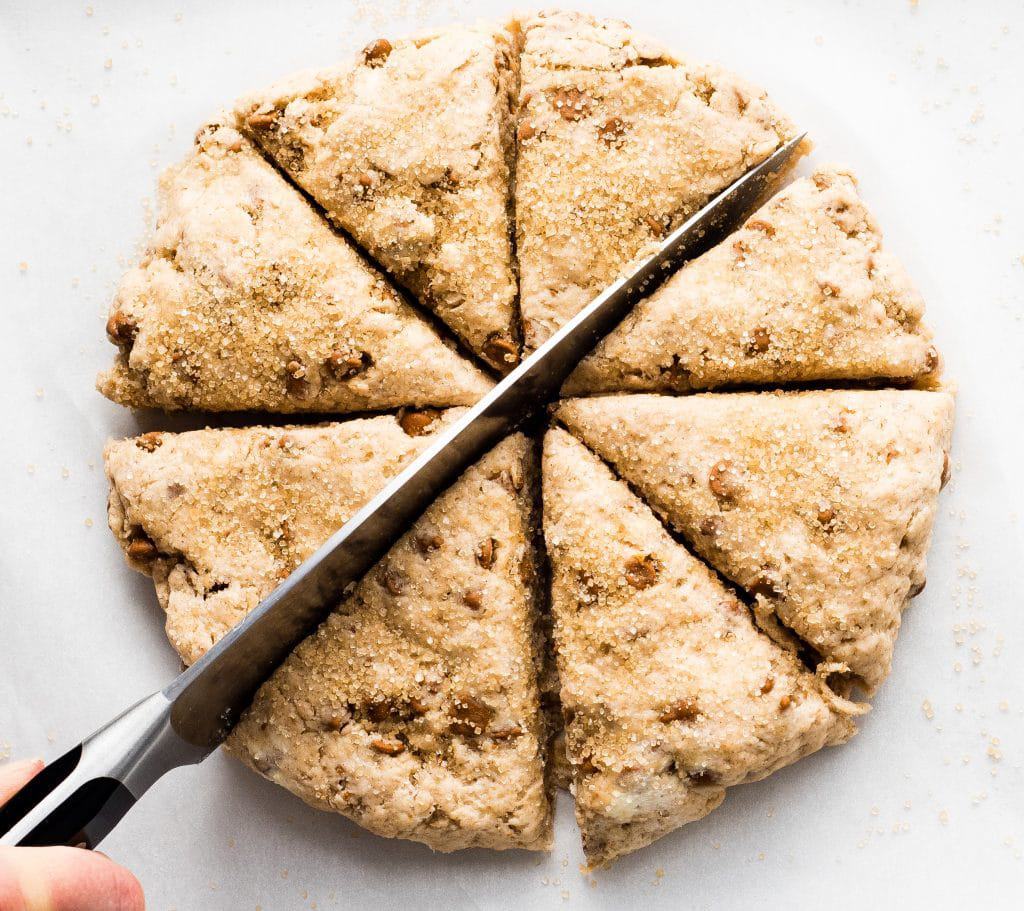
[0,134,805,849]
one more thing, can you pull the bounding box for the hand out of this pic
[0,759,144,911]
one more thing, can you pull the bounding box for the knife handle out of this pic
[0,691,206,848]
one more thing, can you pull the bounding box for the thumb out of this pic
[0,846,145,911]
[0,761,144,910]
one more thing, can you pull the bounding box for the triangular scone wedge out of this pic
[237,24,521,371]
[228,435,551,852]
[105,409,463,664]
[543,428,860,867]
[565,167,939,395]
[97,122,490,413]
[556,391,955,693]
[514,9,801,351]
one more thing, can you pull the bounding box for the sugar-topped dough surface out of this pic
[228,435,551,852]
[543,428,860,866]
[557,390,955,693]
[565,166,938,394]
[105,410,464,664]
[238,23,521,371]
[97,7,957,864]
[98,123,490,413]
[107,421,550,851]
[515,9,799,351]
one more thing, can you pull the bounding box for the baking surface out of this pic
[1,0,1022,907]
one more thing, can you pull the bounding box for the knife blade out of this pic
[0,133,805,849]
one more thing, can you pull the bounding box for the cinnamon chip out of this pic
[708,459,743,502]
[450,695,494,735]
[623,554,660,589]
[482,333,519,367]
[399,409,440,437]
[135,432,163,453]
[744,326,771,355]
[363,39,392,67]
[476,537,498,569]
[658,698,699,723]
[369,735,405,755]
[106,312,138,346]
[127,534,157,560]
[548,87,593,121]
[325,349,373,380]
[597,116,627,144]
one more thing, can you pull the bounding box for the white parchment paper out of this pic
[1,1,1022,908]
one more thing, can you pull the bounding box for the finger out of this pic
[0,846,145,911]
[0,760,44,806]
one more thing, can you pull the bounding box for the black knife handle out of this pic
[0,691,207,847]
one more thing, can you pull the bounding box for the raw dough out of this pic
[98,123,490,412]
[556,389,955,692]
[238,24,521,371]
[229,435,551,851]
[565,166,938,394]
[515,9,800,351]
[543,428,861,867]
